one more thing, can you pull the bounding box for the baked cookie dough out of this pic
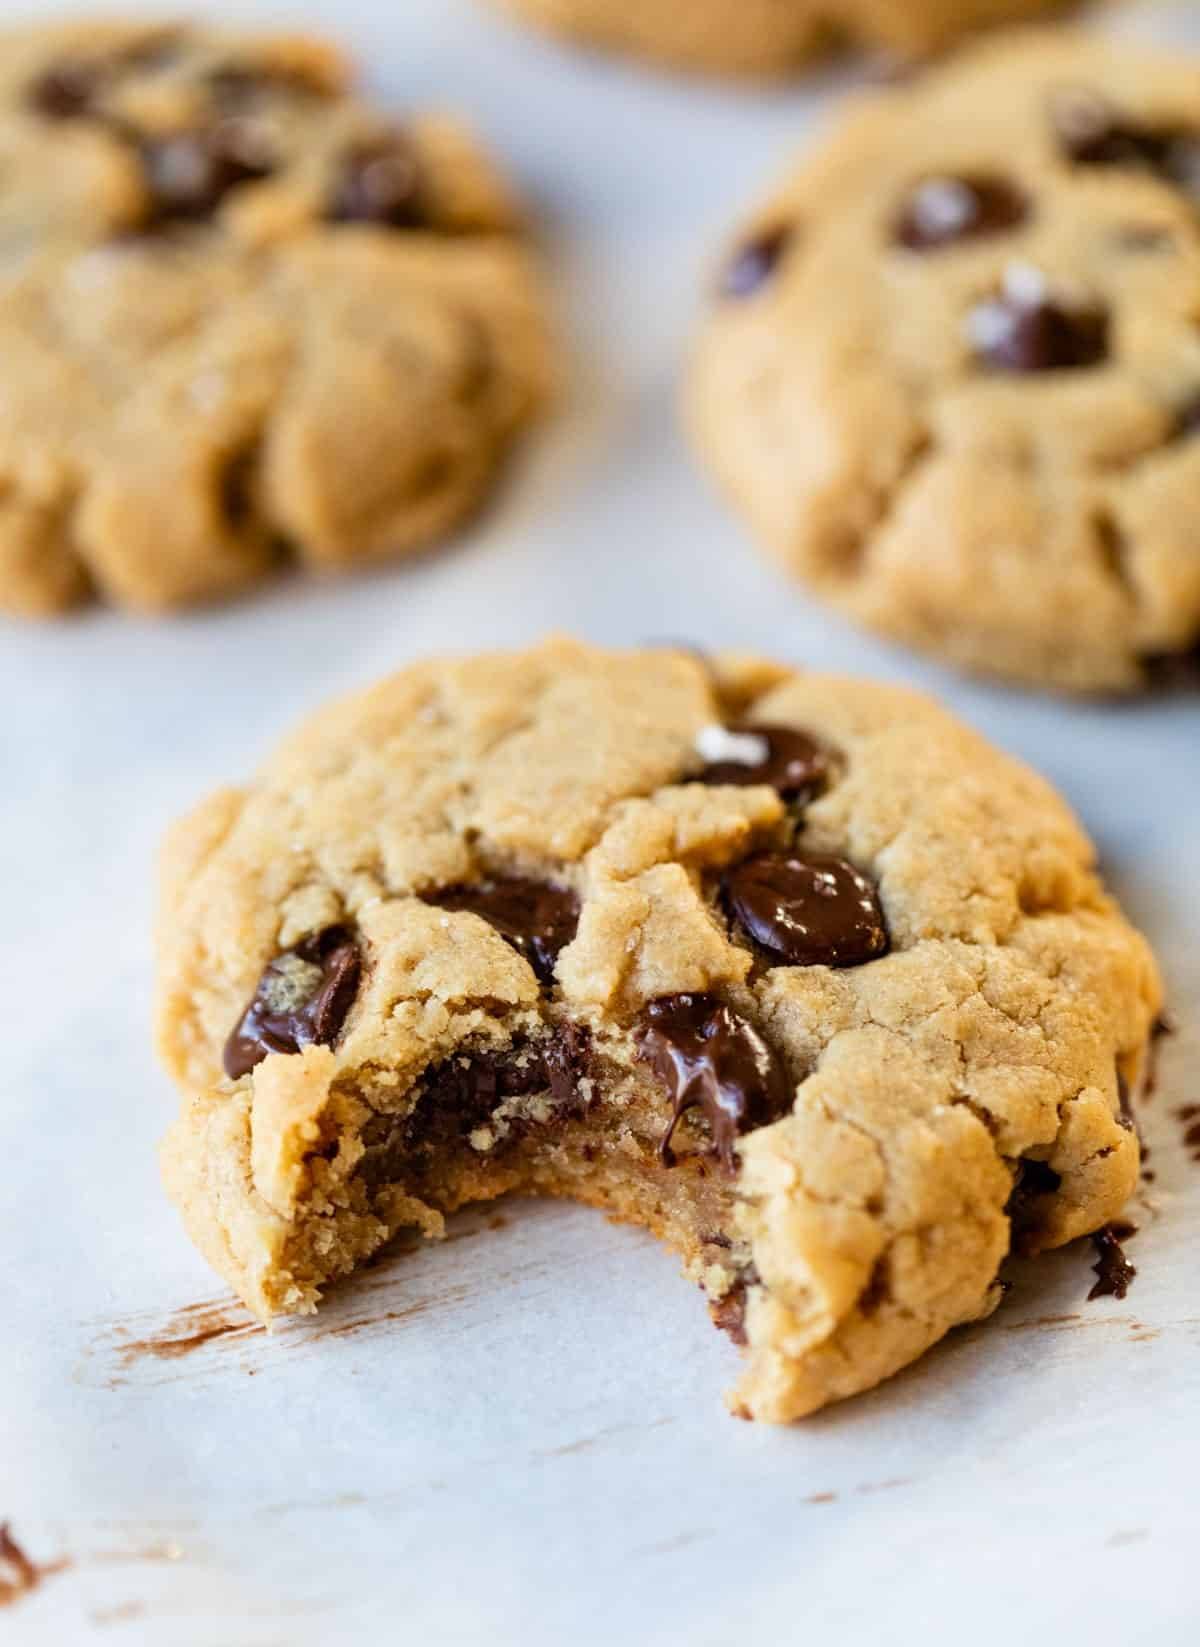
[0,20,551,616]
[688,30,1200,691]
[158,637,1161,1421]
[485,0,1066,78]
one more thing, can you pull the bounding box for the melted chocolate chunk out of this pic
[1052,87,1200,198]
[894,174,1028,251]
[710,1274,757,1345]
[426,878,579,984]
[140,123,275,222]
[404,1046,548,1150]
[722,851,889,969]
[327,136,429,228]
[223,926,361,1079]
[969,271,1109,373]
[720,223,795,299]
[1088,1221,1137,1301]
[1006,1156,1062,1226]
[698,723,830,804]
[28,59,101,119]
[361,1024,593,1185]
[637,993,792,1174]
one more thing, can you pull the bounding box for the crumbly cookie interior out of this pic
[265,1021,747,1326]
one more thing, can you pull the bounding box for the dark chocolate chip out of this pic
[367,1023,593,1181]
[426,878,579,985]
[140,122,275,222]
[223,926,361,1080]
[1140,639,1200,689]
[722,851,889,969]
[720,223,795,299]
[893,174,1028,251]
[637,993,792,1173]
[327,136,429,229]
[857,1255,890,1317]
[219,447,258,531]
[1051,86,1200,198]
[28,59,101,119]
[1174,394,1200,438]
[698,722,831,804]
[969,271,1109,372]
[1088,1221,1137,1300]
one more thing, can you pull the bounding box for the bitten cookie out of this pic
[157,637,1161,1422]
[688,30,1200,691]
[485,0,1066,78]
[0,20,551,617]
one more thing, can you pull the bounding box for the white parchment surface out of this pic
[3,2,1198,1641]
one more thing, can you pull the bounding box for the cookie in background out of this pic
[687,29,1200,691]
[483,0,1072,78]
[0,20,552,618]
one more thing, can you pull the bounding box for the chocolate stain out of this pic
[89,1227,555,1389]
[0,1524,70,1608]
[806,1491,837,1504]
[1174,1103,1200,1163]
[1003,1312,1083,1332]
[111,1301,262,1368]
[538,1417,674,1459]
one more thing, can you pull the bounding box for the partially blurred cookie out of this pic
[688,30,1200,690]
[0,21,551,616]
[486,0,1066,78]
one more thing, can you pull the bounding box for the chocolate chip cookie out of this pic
[688,30,1200,691]
[486,0,1066,78]
[157,638,1161,1421]
[0,21,551,616]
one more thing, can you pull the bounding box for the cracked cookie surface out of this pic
[157,637,1161,1420]
[485,0,1066,78]
[0,19,551,616]
[688,30,1200,691]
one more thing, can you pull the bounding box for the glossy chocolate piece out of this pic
[638,992,791,1173]
[223,926,361,1079]
[426,878,579,984]
[722,851,889,968]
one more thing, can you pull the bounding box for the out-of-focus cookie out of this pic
[0,21,551,616]
[688,30,1200,691]
[486,0,1067,78]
